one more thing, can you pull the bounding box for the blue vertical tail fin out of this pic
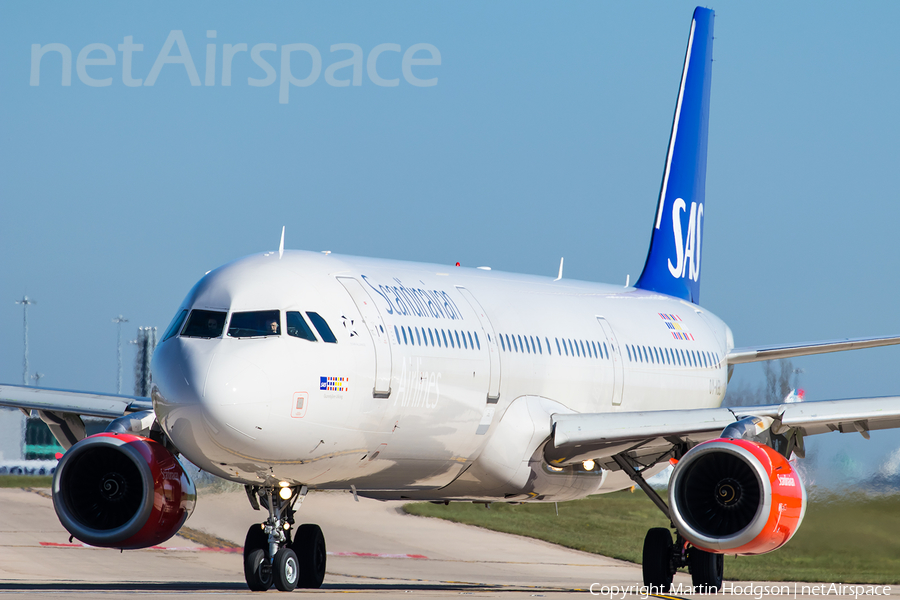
[634,7,714,304]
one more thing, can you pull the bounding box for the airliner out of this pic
[3,6,900,593]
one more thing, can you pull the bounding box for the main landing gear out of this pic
[613,454,723,593]
[242,484,327,592]
[641,527,723,592]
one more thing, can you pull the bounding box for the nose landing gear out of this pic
[242,484,327,592]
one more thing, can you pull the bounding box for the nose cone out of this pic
[152,337,272,465]
[202,351,272,440]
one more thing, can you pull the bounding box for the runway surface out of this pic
[0,485,895,599]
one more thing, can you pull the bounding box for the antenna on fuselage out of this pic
[278,226,285,259]
[554,257,564,281]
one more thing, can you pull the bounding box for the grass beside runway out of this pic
[404,490,900,584]
[0,475,52,488]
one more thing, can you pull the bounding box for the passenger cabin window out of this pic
[306,312,337,343]
[181,309,227,339]
[228,310,281,338]
[286,312,317,342]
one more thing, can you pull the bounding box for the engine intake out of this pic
[669,438,806,555]
[53,432,196,549]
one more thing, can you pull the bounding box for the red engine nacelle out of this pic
[52,432,196,549]
[668,438,806,555]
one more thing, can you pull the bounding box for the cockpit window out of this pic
[228,310,281,338]
[286,311,317,342]
[306,312,337,343]
[181,309,227,339]
[162,309,189,342]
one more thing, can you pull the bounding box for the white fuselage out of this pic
[151,250,731,501]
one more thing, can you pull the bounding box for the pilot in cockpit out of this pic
[207,317,219,334]
[268,319,280,335]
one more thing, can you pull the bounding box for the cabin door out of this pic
[337,277,393,398]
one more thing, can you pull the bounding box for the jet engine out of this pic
[668,438,806,555]
[52,432,196,549]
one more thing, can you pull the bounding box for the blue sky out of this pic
[2,2,899,464]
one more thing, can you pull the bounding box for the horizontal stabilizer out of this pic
[727,335,900,364]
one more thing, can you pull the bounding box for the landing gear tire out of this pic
[642,527,674,592]
[294,523,327,589]
[244,548,273,592]
[244,524,268,556]
[273,547,300,592]
[690,547,724,591]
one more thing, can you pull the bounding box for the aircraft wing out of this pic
[727,335,900,364]
[0,383,151,417]
[546,396,900,468]
[0,383,152,449]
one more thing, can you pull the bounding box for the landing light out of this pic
[582,460,595,471]
[279,487,293,500]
